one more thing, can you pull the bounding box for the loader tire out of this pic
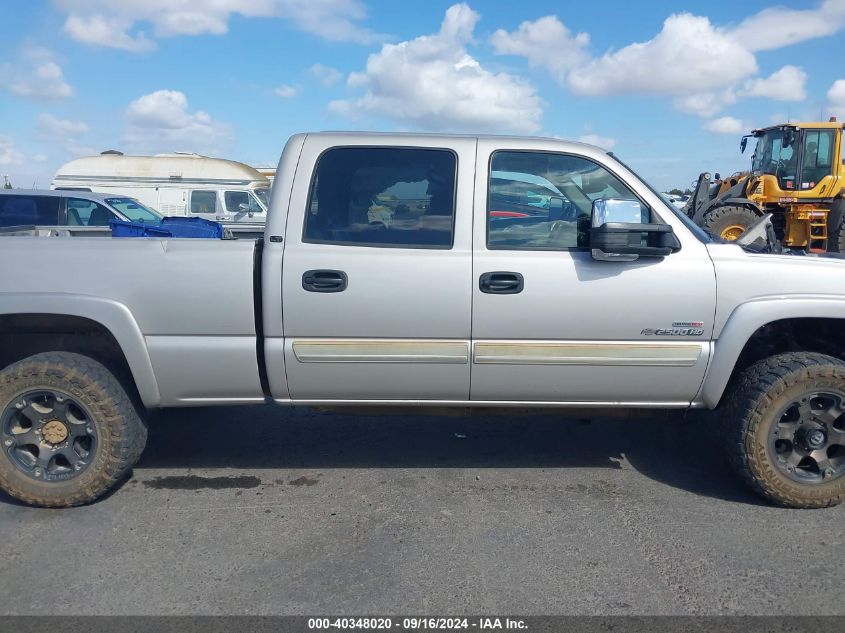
[0,352,147,507]
[722,352,845,508]
[700,205,759,241]
[827,200,845,254]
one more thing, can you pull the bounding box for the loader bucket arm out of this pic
[685,172,713,224]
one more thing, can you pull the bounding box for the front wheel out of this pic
[723,352,845,508]
[700,205,760,241]
[827,202,845,254]
[0,352,147,507]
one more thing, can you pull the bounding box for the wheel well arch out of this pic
[703,315,845,408]
[0,309,159,408]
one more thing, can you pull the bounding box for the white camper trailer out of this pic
[52,152,271,223]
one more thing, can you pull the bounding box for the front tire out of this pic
[723,352,845,508]
[827,201,845,254]
[0,352,147,507]
[700,205,760,241]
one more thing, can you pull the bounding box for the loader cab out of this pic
[749,124,841,196]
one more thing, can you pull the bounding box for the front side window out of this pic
[751,128,799,189]
[224,191,248,213]
[0,195,60,227]
[303,147,457,248]
[191,190,217,214]
[488,151,646,250]
[67,198,116,226]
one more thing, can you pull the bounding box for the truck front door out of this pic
[470,139,716,405]
[280,137,476,401]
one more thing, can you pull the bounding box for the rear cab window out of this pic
[303,147,457,248]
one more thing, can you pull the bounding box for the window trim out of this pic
[302,145,460,250]
[485,149,657,252]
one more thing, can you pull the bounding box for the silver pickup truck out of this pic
[2,132,845,509]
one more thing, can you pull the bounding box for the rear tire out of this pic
[723,352,845,508]
[700,205,760,241]
[0,352,147,507]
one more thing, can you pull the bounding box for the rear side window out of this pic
[0,195,60,227]
[303,147,457,248]
[191,190,217,214]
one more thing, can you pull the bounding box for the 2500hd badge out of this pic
[641,321,705,336]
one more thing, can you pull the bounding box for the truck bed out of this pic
[0,235,264,405]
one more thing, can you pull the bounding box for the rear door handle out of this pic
[302,269,348,293]
[479,271,524,294]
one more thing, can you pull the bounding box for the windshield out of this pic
[751,128,799,190]
[105,198,161,223]
[254,188,270,210]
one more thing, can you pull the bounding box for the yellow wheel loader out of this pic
[686,119,845,252]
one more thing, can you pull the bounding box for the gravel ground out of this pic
[1,405,843,615]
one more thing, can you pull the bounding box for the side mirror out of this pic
[590,198,680,262]
[740,137,748,154]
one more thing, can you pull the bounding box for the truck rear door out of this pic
[469,138,716,405]
[279,135,476,401]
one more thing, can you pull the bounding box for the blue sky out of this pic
[1,0,844,191]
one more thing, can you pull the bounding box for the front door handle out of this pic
[479,271,524,294]
[302,269,348,293]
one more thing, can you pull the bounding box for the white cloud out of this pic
[274,84,299,98]
[309,63,343,86]
[490,15,589,83]
[577,134,616,150]
[36,114,97,157]
[703,116,745,135]
[56,0,382,50]
[673,90,737,118]
[330,3,543,134]
[37,113,90,138]
[740,65,807,101]
[491,6,833,119]
[124,90,232,154]
[64,14,154,52]
[2,47,72,100]
[0,137,25,166]
[727,0,845,52]
[829,79,845,119]
[566,14,757,97]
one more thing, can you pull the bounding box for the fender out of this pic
[700,295,845,408]
[0,293,160,407]
[721,197,762,212]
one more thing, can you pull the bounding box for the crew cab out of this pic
[2,132,845,509]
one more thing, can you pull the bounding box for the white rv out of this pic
[52,152,271,223]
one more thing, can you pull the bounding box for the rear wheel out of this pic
[723,352,845,508]
[700,205,760,241]
[0,352,147,507]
